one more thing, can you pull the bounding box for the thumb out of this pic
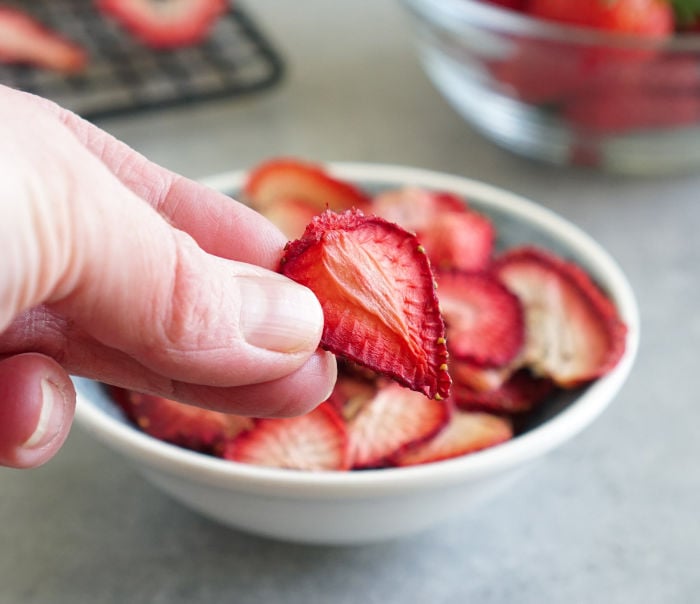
[2,111,326,390]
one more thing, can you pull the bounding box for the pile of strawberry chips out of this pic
[112,159,627,472]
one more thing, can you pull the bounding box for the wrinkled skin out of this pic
[0,85,336,469]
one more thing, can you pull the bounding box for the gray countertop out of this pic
[1,1,698,602]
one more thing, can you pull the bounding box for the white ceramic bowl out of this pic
[73,164,639,545]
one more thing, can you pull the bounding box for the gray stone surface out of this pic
[1,1,699,602]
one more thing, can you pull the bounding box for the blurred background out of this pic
[1,1,699,603]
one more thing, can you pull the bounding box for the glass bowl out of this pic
[401,0,700,174]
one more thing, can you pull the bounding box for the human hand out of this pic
[0,85,336,469]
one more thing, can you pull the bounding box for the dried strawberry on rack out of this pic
[96,0,227,49]
[0,8,87,73]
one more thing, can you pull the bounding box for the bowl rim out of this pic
[73,163,640,498]
[401,0,700,51]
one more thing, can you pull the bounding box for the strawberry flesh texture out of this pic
[280,209,451,400]
[97,0,226,49]
[0,8,87,73]
[452,368,556,415]
[245,158,372,215]
[372,187,465,234]
[344,382,450,469]
[223,403,350,471]
[438,270,524,367]
[110,387,253,454]
[493,246,627,387]
[391,408,513,467]
[372,187,494,271]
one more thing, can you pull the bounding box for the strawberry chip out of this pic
[494,246,627,387]
[392,408,513,467]
[223,403,350,471]
[438,270,525,368]
[280,208,451,400]
[110,387,253,454]
[343,382,450,469]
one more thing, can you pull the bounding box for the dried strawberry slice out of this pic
[493,246,627,386]
[245,158,371,214]
[222,403,350,471]
[0,8,87,73]
[391,408,513,467]
[438,271,525,368]
[372,187,466,234]
[345,382,450,469]
[97,0,226,49]
[450,358,516,392]
[417,210,495,272]
[262,197,321,241]
[452,369,556,415]
[110,387,253,454]
[280,209,451,399]
[372,187,494,271]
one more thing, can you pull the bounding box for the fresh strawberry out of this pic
[280,209,451,400]
[0,8,87,73]
[110,387,253,454]
[391,408,513,467]
[96,0,226,49]
[438,271,524,367]
[452,369,555,414]
[493,246,627,387]
[372,187,466,234]
[245,158,372,215]
[345,382,450,469]
[564,87,700,134]
[527,0,674,36]
[222,403,350,471]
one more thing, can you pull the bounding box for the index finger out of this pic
[4,85,286,270]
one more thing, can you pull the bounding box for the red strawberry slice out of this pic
[418,210,495,272]
[262,197,321,240]
[493,246,627,387]
[0,8,87,73]
[280,209,451,399]
[222,403,350,471]
[97,0,226,49]
[438,271,524,368]
[450,358,516,393]
[372,187,466,234]
[452,369,555,415]
[345,382,450,469]
[325,373,377,418]
[245,158,371,214]
[110,387,253,454]
[391,408,513,467]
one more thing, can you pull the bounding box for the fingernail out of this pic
[239,276,324,353]
[23,379,67,450]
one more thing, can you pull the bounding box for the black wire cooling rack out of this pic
[0,1,285,119]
